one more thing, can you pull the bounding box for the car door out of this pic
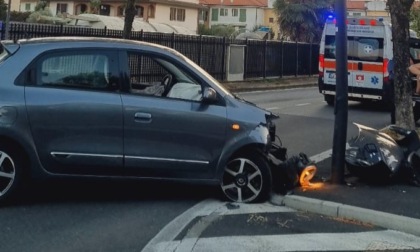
[120,50,227,179]
[24,49,124,175]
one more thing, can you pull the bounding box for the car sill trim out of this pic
[125,155,209,164]
[51,152,123,159]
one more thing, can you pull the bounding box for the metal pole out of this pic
[331,0,348,184]
[5,0,11,40]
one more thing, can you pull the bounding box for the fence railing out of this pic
[0,22,319,81]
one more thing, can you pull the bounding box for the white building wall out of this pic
[10,0,20,11]
[155,5,198,33]
[20,2,36,12]
[366,1,386,11]
[209,6,265,31]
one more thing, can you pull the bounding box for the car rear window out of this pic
[38,53,110,89]
[324,35,384,62]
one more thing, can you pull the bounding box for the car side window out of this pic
[128,52,167,96]
[35,52,118,90]
[127,51,202,101]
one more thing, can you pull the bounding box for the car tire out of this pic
[220,152,272,203]
[325,94,334,106]
[413,101,420,122]
[0,144,24,205]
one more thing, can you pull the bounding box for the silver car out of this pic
[0,37,277,204]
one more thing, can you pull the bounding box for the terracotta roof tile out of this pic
[199,0,267,7]
[347,1,365,10]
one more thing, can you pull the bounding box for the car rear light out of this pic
[383,58,389,83]
[319,54,324,78]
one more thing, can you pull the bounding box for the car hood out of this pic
[231,93,279,120]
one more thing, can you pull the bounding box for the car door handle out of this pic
[134,112,152,123]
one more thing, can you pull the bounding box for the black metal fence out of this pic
[0,22,319,81]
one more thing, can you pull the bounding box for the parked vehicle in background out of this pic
[0,37,278,204]
[318,16,420,106]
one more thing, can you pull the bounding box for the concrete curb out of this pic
[221,77,318,93]
[226,83,317,92]
[270,194,420,237]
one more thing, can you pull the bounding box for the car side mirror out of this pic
[202,87,217,103]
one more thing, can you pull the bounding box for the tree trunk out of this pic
[388,0,415,129]
[123,0,136,39]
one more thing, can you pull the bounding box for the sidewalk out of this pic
[271,156,420,237]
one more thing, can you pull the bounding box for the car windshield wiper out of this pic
[233,93,256,106]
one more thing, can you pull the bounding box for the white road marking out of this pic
[296,103,311,106]
[142,199,224,252]
[142,201,295,252]
[266,107,278,110]
[309,144,350,163]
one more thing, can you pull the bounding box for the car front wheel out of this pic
[221,153,272,203]
[0,145,23,205]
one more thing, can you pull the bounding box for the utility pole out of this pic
[331,0,348,184]
[5,0,11,39]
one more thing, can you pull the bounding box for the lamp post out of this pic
[5,0,11,39]
[331,0,348,184]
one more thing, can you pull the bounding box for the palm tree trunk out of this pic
[388,0,415,129]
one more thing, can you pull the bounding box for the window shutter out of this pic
[239,9,246,22]
[211,8,219,21]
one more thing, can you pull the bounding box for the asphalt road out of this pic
[238,86,390,157]
[0,86,393,251]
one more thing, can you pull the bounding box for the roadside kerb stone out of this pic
[270,194,420,237]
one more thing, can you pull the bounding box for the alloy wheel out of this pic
[221,158,263,203]
[0,151,15,198]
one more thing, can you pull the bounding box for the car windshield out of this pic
[0,44,9,63]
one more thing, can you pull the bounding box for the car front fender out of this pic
[215,124,271,179]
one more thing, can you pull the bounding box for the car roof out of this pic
[1,36,190,60]
[2,36,174,52]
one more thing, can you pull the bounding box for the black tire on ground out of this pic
[0,144,24,205]
[220,152,272,203]
[414,101,420,122]
[324,94,334,106]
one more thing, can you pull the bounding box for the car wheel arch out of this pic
[215,142,268,180]
[0,136,31,204]
[0,135,31,173]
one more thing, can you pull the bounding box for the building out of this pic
[263,0,278,39]
[18,0,201,33]
[346,0,420,17]
[68,13,196,34]
[9,0,21,11]
[346,1,367,16]
[199,0,267,31]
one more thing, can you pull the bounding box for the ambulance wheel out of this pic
[324,95,334,106]
[413,101,420,122]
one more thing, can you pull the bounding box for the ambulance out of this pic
[318,16,420,105]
